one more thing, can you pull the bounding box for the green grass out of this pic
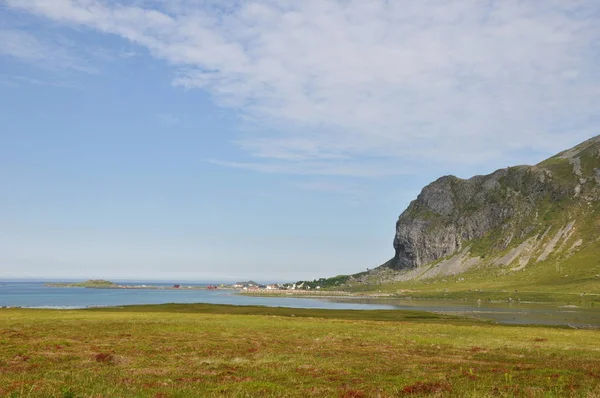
[537,156,576,184]
[1,305,600,397]
[580,147,600,178]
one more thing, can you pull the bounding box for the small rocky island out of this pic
[46,279,118,288]
[45,280,222,290]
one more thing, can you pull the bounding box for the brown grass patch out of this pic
[340,389,366,398]
[401,381,452,395]
[94,352,115,364]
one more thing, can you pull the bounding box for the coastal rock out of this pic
[390,135,600,271]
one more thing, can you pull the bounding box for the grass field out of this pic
[1,304,600,397]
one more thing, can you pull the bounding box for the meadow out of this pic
[1,304,599,397]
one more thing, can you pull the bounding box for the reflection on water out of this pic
[323,297,600,327]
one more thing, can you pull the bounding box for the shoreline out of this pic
[238,289,353,297]
[2,302,599,329]
[3,297,600,328]
[44,283,234,291]
[42,283,598,306]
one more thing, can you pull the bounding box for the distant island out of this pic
[44,280,264,291]
[45,280,195,290]
[46,279,118,288]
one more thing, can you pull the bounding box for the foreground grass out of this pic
[1,305,600,397]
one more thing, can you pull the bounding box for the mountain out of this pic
[323,136,600,298]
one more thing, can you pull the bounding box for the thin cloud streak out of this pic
[7,0,600,175]
[156,112,181,125]
[12,75,78,88]
[289,180,360,196]
[205,159,411,177]
[0,28,97,73]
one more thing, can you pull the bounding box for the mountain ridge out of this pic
[300,136,600,299]
[387,135,600,274]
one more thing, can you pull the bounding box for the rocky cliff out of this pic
[387,135,600,278]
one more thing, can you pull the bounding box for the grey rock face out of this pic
[392,166,570,270]
[390,135,600,271]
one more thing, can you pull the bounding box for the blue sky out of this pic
[1,0,599,281]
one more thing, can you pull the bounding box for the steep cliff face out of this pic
[390,135,600,272]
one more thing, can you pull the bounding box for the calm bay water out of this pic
[1,281,599,327]
[0,281,395,310]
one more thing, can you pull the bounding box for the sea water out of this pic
[0,281,394,310]
[1,281,599,327]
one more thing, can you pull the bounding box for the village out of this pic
[108,281,324,291]
[229,281,320,291]
[226,281,351,296]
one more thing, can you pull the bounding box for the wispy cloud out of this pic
[289,180,359,196]
[206,158,410,177]
[119,48,138,59]
[0,79,17,87]
[0,28,97,73]
[7,0,600,175]
[12,75,77,88]
[156,112,181,125]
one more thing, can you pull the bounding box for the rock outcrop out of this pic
[390,135,600,272]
